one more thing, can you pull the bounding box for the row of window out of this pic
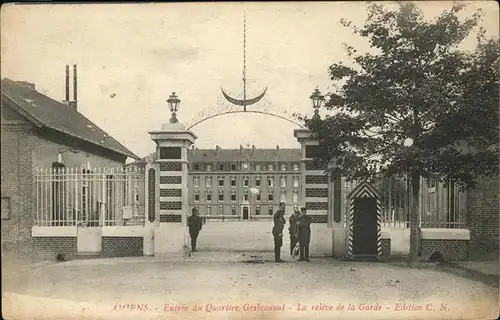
[193,204,300,216]
[193,163,300,172]
[193,175,300,188]
[194,189,299,203]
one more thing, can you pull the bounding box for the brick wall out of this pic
[467,176,499,254]
[420,239,469,261]
[305,188,328,197]
[160,214,182,223]
[160,189,182,197]
[159,201,182,210]
[102,237,143,257]
[381,239,390,257]
[32,237,77,259]
[305,202,328,210]
[305,175,328,184]
[1,119,35,257]
[309,215,327,223]
[160,176,182,184]
[159,162,182,171]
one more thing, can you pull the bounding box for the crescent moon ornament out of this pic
[220,87,268,108]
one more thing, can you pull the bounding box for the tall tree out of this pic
[304,2,499,262]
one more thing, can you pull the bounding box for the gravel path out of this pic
[3,258,498,320]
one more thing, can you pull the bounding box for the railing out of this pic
[35,167,145,227]
[190,203,300,221]
[344,176,466,229]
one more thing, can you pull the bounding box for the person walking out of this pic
[297,207,311,261]
[272,202,287,262]
[288,209,300,256]
[187,208,203,252]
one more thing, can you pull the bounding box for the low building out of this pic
[1,77,139,257]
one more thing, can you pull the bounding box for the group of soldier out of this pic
[187,202,312,263]
[272,202,312,262]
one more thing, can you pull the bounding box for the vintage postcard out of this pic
[1,1,499,320]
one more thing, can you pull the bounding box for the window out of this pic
[194,163,200,171]
[256,205,261,216]
[255,176,261,187]
[268,164,274,171]
[231,163,237,171]
[256,191,261,202]
[281,164,287,171]
[292,176,299,188]
[231,205,237,215]
[293,163,299,171]
[218,176,224,187]
[255,164,261,171]
[268,177,274,187]
[206,205,212,215]
[218,190,224,202]
[280,191,286,203]
[1,197,10,220]
[218,163,225,171]
[205,177,212,188]
[218,205,224,215]
[280,176,286,188]
[206,164,212,171]
[231,189,236,202]
[244,190,249,201]
[268,190,274,201]
[206,191,212,202]
[230,176,236,187]
[292,190,298,203]
[243,176,249,187]
[268,206,274,215]
[194,176,200,187]
[194,190,200,202]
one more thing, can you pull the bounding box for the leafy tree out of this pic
[304,2,499,262]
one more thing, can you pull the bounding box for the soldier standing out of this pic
[297,207,311,261]
[288,209,300,256]
[272,202,287,262]
[187,208,203,252]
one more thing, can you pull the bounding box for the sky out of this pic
[1,2,498,159]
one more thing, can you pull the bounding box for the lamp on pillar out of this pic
[167,92,181,123]
[310,88,324,120]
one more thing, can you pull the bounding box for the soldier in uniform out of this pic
[297,207,311,261]
[288,208,300,256]
[187,208,203,252]
[272,202,287,262]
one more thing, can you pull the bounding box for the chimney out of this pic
[276,144,280,151]
[252,145,255,155]
[65,65,70,102]
[240,145,243,155]
[216,145,220,151]
[73,64,78,109]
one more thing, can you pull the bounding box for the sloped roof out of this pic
[129,148,301,167]
[187,148,302,162]
[1,78,139,159]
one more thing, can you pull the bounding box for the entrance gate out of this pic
[347,181,382,260]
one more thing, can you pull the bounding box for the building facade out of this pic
[1,77,139,257]
[187,146,302,219]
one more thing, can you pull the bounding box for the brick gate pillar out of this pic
[148,122,197,258]
[294,128,333,257]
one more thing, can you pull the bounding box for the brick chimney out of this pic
[276,144,280,151]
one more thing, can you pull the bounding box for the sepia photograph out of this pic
[1,1,499,319]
